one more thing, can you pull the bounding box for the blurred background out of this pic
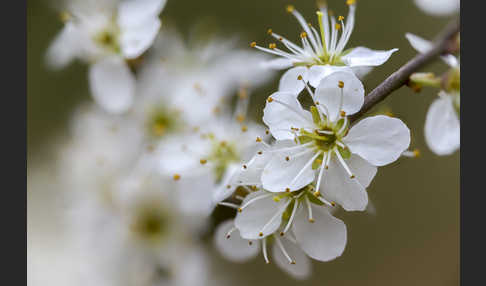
[28,0,459,285]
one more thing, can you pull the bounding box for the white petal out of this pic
[292,205,347,262]
[350,66,373,80]
[120,17,161,59]
[405,33,433,54]
[234,191,287,240]
[214,220,259,262]
[414,0,460,16]
[341,47,398,67]
[278,66,308,94]
[232,145,272,187]
[320,156,370,211]
[46,23,79,69]
[174,171,216,217]
[344,115,411,166]
[272,238,312,280]
[261,58,293,70]
[262,91,313,141]
[307,65,353,88]
[262,144,316,193]
[118,0,166,27]
[425,94,460,155]
[314,71,364,121]
[89,57,135,113]
[405,33,459,68]
[212,164,240,204]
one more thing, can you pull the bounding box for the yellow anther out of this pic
[300,32,307,38]
[286,5,295,13]
[238,208,242,212]
[340,110,346,117]
[257,151,263,155]
[173,174,181,181]
[297,75,303,80]
[331,202,336,206]
[290,261,296,265]
[285,188,290,193]
[243,165,248,169]
[236,114,245,123]
[265,130,270,135]
[273,196,281,202]
[346,0,356,6]
[200,159,207,165]
[325,165,329,170]
[269,43,277,49]
[309,218,315,223]
[280,232,285,236]
[338,81,344,88]
[250,41,257,48]
[338,16,345,21]
[259,232,264,237]
[241,125,248,132]
[315,101,320,105]
[385,111,394,117]
[350,175,356,179]
[335,23,341,30]
[278,37,283,41]
[59,11,71,23]
[220,141,227,146]
[307,22,312,27]
[267,97,274,103]
[256,136,262,142]
[226,185,231,189]
[267,28,273,35]
[314,191,321,197]
[285,156,290,161]
[413,149,421,157]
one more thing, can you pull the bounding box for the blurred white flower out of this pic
[157,116,267,215]
[414,0,460,16]
[262,71,410,211]
[137,30,275,125]
[46,0,167,113]
[406,33,460,155]
[253,1,397,92]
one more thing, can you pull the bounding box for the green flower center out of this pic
[146,107,181,138]
[208,139,240,182]
[131,207,169,243]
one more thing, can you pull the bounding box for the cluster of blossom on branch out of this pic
[37,0,460,284]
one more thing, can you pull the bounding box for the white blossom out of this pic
[261,71,410,211]
[46,0,167,113]
[253,1,397,93]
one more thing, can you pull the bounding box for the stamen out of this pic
[281,200,299,236]
[402,149,421,158]
[275,236,296,264]
[334,147,355,178]
[337,116,348,135]
[238,193,273,212]
[305,196,314,223]
[218,202,240,210]
[250,41,257,48]
[315,152,328,194]
[200,159,207,165]
[225,226,237,239]
[173,174,181,181]
[269,141,313,153]
[262,239,270,264]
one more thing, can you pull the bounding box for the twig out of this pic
[349,19,460,123]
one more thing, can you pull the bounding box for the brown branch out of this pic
[349,19,460,123]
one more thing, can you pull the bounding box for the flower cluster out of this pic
[32,0,460,284]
